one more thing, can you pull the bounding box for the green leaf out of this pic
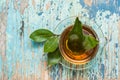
[67,17,99,53]
[44,36,59,53]
[47,48,61,66]
[30,29,54,42]
[83,35,99,51]
[67,17,85,52]
[69,17,84,40]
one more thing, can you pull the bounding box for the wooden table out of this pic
[0,0,120,80]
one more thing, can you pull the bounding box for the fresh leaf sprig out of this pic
[30,29,61,66]
[30,17,99,67]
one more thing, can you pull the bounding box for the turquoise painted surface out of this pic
[0,0,120,80]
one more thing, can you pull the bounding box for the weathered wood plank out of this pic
[0,0,9,80]
[0,0,119,80]
[118,20,120,80]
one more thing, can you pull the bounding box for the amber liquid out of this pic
[59,25,99,64]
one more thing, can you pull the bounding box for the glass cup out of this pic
[54,16,106,70]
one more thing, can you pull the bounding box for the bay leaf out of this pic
[47,48,61,66]
[44,36,59,52]
[30,29,54,42]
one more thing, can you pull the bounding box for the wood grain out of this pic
[0,0,120,80]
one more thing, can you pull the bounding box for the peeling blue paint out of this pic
[56,16,60,20]
[79,0,85,7]
[79,0,120,18]
[100,64,105,79]
[0,0,120,79]
[38,12,43,16]
[115,43,118,48]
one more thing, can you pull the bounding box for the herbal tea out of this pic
[59,25,99,64]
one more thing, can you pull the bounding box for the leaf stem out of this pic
[54,34,61,37]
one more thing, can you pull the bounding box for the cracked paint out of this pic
[0,0,120,80]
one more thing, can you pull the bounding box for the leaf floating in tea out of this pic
[83,35,99,51]
[67,17,99,53]
[67,17,85,52]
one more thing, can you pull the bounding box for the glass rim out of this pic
[53,16,107,70]
[59,25,99,65]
